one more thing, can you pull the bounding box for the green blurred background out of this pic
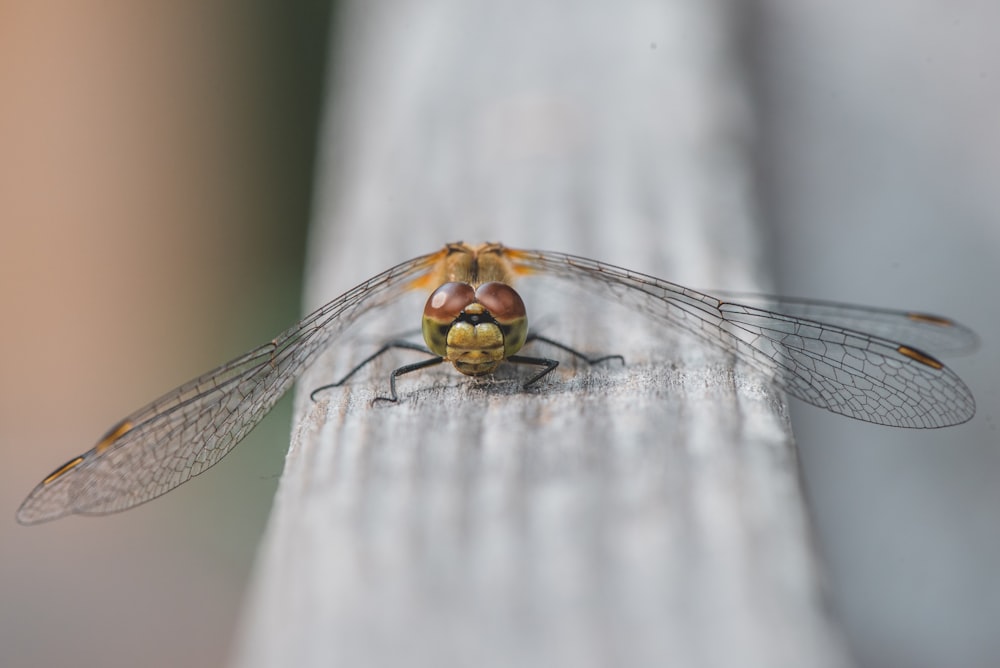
[0,3,331,666]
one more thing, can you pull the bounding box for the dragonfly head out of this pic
[422,281,528,376]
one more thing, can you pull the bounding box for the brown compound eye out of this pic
[423,282,477,356]
[475,282,528,357]
[474,282,525,323]
[424,282,476,322]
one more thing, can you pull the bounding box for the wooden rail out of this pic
[233,1,853,666]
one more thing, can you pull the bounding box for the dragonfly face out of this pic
[422,281,529,376]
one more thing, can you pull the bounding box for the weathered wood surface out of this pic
[234,1,853,666]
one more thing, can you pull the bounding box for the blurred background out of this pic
[753,2,1000,667]
[0,2,327,666]
[1,1,997,667]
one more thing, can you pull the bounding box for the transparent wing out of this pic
[706,291,979,355]
[509,249,976,429]
[17,251,442,524]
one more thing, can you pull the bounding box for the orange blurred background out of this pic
[0,3,326,666]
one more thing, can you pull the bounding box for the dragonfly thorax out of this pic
[422,281,528,376]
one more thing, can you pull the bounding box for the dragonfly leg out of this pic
[507,355,560,388]
[526,333,625,367]
[375,356,446,404]
[310,340,435,401]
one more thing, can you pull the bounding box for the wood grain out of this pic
[233,1,853,666]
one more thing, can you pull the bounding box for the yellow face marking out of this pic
[94,419,133,454]
[906,312,954,327]
[446,320,505,375]
[43,457,85,485]
[897,345,944,370]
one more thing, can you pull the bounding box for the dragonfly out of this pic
[17,242,977,524]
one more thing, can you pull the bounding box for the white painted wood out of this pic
[233,1,853,666]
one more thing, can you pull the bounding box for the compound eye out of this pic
[475,282,528,357]
[424,282,476,323]
[474,282,526,324]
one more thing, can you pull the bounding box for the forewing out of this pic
[510,249,976,428]
[17,251,440,524]
[707,291,978,355]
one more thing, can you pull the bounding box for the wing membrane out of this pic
[17,251,440,524]
[707,291,978,355]
[510,249,975,429]
[19,243,978,524]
